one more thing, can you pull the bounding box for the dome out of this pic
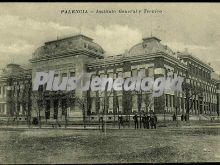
[32,34,105,60]
[128,36,174,56]
[0,63,25,79]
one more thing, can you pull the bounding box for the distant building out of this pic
[0,64,31,119]
[0,34,219,122]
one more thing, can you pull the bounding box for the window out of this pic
[84,43,87,48]
[142,43,147,48]
[62,73,67,77]
[117,72,123,78]
[70,72,75,77]
[139,68,145,77]
[108,72,114,79]
[2,104,4,113]
[131,69,138,77]
[2,87,5,96]
[38,85,43,92]
[165,94,168,107]
[169,95,172,108]
[181,98,184,109]
[203,71,206,78]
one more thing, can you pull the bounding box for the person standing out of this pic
[184,113,187,121]
[118,115,123,129]
[153,112,157,129]
[173,113,176,121]
[181,114,184,121]
[142,114,147,129]
[150,114,154,129]
[133,114,138,129]
[146,114,150,129]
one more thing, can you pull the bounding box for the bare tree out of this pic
[183,81,203,121]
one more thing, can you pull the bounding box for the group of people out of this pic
[133,113,157,129]
[118,113,158,129]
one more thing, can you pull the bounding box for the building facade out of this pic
[0,34,219,123]
[0,64,32,121]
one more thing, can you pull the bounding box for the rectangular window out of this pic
[108,72,114,79]
[145,68,149,77]
[38,85,43,92]
[138,68,145,78]
[173,96,175,107]
[2,104,4,112]
[117,71,123,77]
[165,94,168,107]
[169,95,172,108]
[62,73,67,77]
[70,72,75,77]
[181,98,184,109]
[131,69,138,77]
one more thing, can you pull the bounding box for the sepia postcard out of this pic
[0,2,219,164]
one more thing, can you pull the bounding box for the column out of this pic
[171,95,173,112]
[20,104,23,115]
[118,95,123,113]
[91,97,96,114]
[132,95,138,113]
[108,96,113,114]
[179,97,182,114]
[0,86,2,98]
[142,94,146,112]
[4,104,7,115]
[167,94,170,112]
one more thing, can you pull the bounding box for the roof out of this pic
[128,36,174,56]
[142,36,161,42]
[45,34,93,45]
[32,33,105,61]
[177,53,213,71]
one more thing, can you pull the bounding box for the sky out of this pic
[0,3,219,74]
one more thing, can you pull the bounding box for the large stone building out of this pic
[0,63,31,121]
[0,34,219,123]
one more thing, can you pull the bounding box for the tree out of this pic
[182,81,203,121]
[99,86,113,132]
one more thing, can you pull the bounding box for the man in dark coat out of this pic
[184,114,187,121]
[142,114,147,129]
[153,112,157,129]
[181,114,184,121]
[150,112,157,129]
[173,113,176,121]
[118,115,123,129]
[146,114,150,129]
[133,114,138,129]
[150,115,154,129]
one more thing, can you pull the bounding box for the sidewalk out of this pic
[1,122,220,131]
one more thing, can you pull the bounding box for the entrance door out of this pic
[54,99,59,119]
[45,100,50,119]
[61,99,67,116]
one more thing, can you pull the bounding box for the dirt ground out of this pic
[0,127,219,163]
